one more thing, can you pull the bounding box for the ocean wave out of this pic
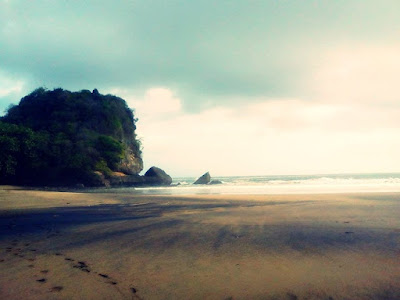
[136,174,400,195]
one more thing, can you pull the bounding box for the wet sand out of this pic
[1,188,400,299]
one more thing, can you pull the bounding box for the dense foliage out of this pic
[0,88,141,186]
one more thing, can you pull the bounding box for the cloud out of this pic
[111,87,182,120]
[111,87,400,176]
[310,43,400,105]
[0,79,23,98]
[1,1,400,111]
[0,71,26,112]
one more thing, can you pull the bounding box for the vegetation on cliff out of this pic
[0,88,143,186]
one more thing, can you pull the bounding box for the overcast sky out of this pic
[1,0,400,176]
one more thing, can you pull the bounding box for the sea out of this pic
[93,173,400,195]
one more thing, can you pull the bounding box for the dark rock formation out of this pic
[194,172,211,184]
[91,171,110,187]
[144,167,172,186]
[209,180,223,185]
[117,146,143,175]
[109,174,145,187]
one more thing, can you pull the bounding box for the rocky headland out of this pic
[0,88,171,187]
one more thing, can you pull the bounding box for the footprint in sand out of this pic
[286,292,298,300]
[50,286,63,292]
[98,274,118,285]
[60,256,133,293]
[73,261,90,272]
[63,257,91,273]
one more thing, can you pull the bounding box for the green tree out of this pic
[0,88,142,186]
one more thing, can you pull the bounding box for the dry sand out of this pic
[1,188,400,299]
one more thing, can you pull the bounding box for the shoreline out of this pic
[1,189,400,299]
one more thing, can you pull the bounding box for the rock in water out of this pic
[144,167,172,186]
[209,180,222,185]
[194,172,211,184]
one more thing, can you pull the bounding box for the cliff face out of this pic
[0,88,143,186]
[118,140,143,175]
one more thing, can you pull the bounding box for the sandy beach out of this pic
[1,188,400,299]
